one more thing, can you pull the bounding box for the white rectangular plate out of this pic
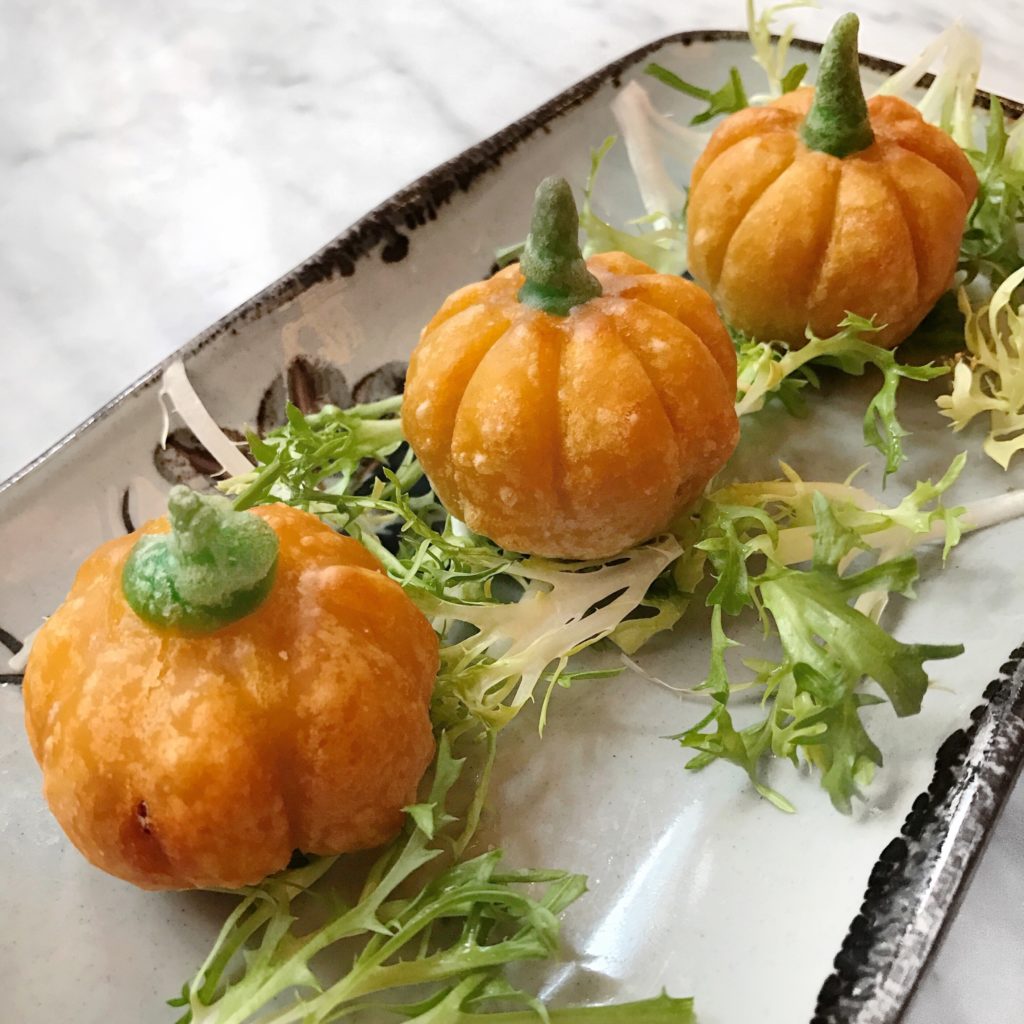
[3,31,1023,1024]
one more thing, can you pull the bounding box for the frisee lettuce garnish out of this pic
[215,389,971,819]
[426,535,680,733]
[642,0,813,124]
[938,265,1024,467]
[643,63,749,124]
[735,314,950,476]
[170,736,695,1024]
[744,0,817,100]
[609,515,707,656]
[958,98,1024,286]
[675,460,966,812]
[229,395,406,512]
[873,21,979,144]
[642,0,813,120]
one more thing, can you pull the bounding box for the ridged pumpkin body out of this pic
[687,89,978,348]
[403,251,739,559]
[23,504,438,891]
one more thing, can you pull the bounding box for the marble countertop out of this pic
[3,1,1022,1021]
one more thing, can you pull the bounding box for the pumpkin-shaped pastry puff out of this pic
[403,177,739,559]
[23,487,438,891]
[687,14,979,349]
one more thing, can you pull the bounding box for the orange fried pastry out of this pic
[23,491,438,891]
[687,14,978,348]
[403,177,739,560]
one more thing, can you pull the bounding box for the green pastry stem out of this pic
[801,13,875,158]
[517,176,603,316]
[122,485,279,633]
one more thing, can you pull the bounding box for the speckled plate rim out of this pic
[3,29,1023,1024]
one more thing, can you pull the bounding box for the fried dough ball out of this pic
[687,14,978,348]
[23,497,438,891]
[403,177,739,559]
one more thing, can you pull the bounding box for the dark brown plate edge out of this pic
[814,654,1024,1024]
[2,26,1024,1024]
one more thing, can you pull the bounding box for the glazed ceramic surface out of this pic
[2,33,1022,1024]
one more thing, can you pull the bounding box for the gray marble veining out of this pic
[2,2,1022,1022]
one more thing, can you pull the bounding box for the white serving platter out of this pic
[2,30,1023,1024]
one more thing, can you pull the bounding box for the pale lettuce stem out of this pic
[422,995,695,1024]
[873,26,950,98]
[352,526,407,578]
[452,728,498,857]
[231,460,285,512]
[349,394,403,419]
[241,888,552,1024]
[850,492,1024,623]
[352,416,406,446]
[160,361,254,478]
[735,340,823,416]
[861,489,1024,556]
[961,489,1024,531]
[302,394,403,425]
[201,841,440,1024]
[759,488,1024,571]
[609,82,692,222]
[187,895,276,1009]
